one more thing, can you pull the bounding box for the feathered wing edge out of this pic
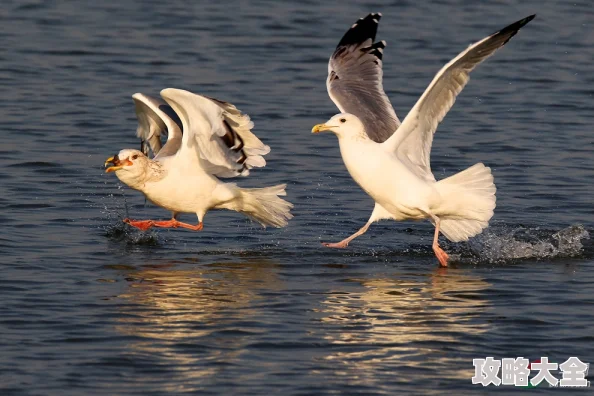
[160,88,271,178]
[327,13,400,143]
[205,95,271,176]
[132,93,183,159]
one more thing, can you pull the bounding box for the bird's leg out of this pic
[323,222,371,248]
[123,217,203,232]
[431,216,449,267]
[123,218,155,231]
[152,219,204,231]
[149,212,179,229]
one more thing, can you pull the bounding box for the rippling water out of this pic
[1,0,593,394]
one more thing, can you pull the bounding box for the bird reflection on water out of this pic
[111,258,283,388]
[312,269,492,384]
[110,258,492,389]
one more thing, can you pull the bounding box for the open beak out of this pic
[104,155,132,173]
[312,123,335,134]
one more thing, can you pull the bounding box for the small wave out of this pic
[7,161,61,168]
[450,224,590,264]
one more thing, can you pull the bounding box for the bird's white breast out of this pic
[141,158,222,214]
[338,138,438,220]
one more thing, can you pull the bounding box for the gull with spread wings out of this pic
[105,88,293,231]
[313,14,535,266]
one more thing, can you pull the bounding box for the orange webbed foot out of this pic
[123,218,155,231]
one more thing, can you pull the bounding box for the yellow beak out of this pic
[312,123,333,134]
[105,156,123,173]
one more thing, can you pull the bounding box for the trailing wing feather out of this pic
[160,88,270,177]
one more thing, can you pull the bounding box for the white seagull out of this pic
[313,14,535,266]
[105,88,293,231]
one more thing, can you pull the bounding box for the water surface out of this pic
[1,0,593,394]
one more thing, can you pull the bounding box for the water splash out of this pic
[103,218,160,246]
[457,224,590,263]
[100,187,160,246]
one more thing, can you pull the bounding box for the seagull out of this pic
[312,14,535,266]
[105,88,293,231]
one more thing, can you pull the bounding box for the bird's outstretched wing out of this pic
[384,15,535,181]
[160,88,270,178]
[132,93,183,159]
[327,13,400,143]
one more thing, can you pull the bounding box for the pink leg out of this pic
[431,216,449,267]
[323,222,371,248]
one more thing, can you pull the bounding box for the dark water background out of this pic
[1,0,593,394]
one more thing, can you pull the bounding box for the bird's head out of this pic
[104,149,150,185]
[311,113,366,139]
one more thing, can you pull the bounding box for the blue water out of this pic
[1,0,593,394]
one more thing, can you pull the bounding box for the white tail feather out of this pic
[435,163,496,242]
[234,184,293,228]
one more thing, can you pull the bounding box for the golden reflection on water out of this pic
[112,259,492,389]
[112,258,282,389]
[314,268,492,383]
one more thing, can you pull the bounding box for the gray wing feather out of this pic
[384,15,536,181]
[327,13,400,143]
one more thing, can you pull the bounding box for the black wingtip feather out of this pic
[360,40,386,60]
[493,14,536,44]
[502,14,535,33]
[370,49,383,60]
[337,13,382,47]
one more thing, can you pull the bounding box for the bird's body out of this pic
[338,136,436,221]
[129,161,226,217]
[106,88,293,231]
[320,114,496,240]
[314,13,535,266]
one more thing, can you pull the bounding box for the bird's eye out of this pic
[132,155,138,160]
[340,118,346,123]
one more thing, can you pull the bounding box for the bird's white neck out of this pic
[115,161,164,191]
[337,128,371,142]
